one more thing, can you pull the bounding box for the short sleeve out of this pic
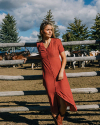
[57,39,64,54]
[36,42,39,52]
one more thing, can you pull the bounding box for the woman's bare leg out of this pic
[52,112,57,117]
[59,96,67,115]
[51,97,67,125]
[52,96,67,117]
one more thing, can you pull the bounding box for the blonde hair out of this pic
[40,21,55,39]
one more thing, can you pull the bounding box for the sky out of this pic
[0,0,100,43]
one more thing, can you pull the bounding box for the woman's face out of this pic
[42,25,53,39]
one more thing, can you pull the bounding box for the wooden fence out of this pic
[0,39,100,47]
[0,40,100,113]
[0,55,100,65]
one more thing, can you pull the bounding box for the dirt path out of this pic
[0,62,100,125]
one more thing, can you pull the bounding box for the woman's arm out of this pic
[58,51,66,80]
[24,55,41,63]
[27,55,41,60]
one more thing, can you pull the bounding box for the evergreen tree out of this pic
[62,31,76,51]
[43,10,60,38]
[62,18,89,51]
[90,13,100,50]
[91,13,100,40]
[0,14,20,51]
[37,10,60,41]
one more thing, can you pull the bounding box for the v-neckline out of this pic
[42,38,52,50]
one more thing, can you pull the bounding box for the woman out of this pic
[36,21,77,125]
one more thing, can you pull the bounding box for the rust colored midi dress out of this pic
[37,38,77,114]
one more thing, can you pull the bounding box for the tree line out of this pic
[43,10,100,51]
[0,11,100,52]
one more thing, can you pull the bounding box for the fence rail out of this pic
[0,104,100,113]
[0,40,100,48]
[0,88,99,97]
[0,71,100,80]
[0,59,40,65]
[0,55,100,66]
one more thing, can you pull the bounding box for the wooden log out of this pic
[0,90,46,96]
[0,40,100,48]
[0,60,24,65]
[71,88,100,94]
[0,71,100,80]
[0,55,100,66]
[0,106,50,113]
[0,75,43,80]
[66,55,100,62]
[0,42,37,47]
[0,104,99,112]
[62,40,100,46]
[0,88,99,97]
[66,71,100,78]
[76,104,100,111]
[0,59,41,66]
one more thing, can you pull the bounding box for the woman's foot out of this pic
[52,112,65,125]
[56,112,65,125]
[56,113,63,125]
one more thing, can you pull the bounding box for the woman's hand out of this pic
[23,57,27,63]
[58,70,64,80]
[58,51,66,80]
